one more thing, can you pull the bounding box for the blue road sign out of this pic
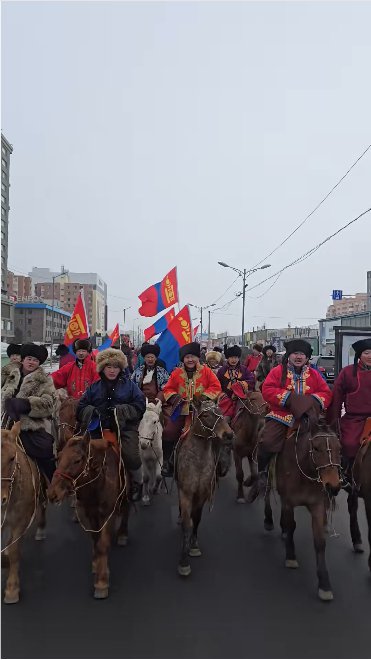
[332,290,343,301]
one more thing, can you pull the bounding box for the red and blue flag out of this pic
[144,308,175,342]
[94,323,120,354]
[138,267,178,317]
[156,305,193,373]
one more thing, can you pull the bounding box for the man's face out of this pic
[265,349,273,358]
[76,349,88,361]
[144,354,156,368]
[228,356,239,368]
[183,354,199,370]
[208,358,219,370]
[10,354,21,364]
[252,348,259,356]
[22,356,40,374]
[288,352,307,369]
[360,349,371,368]
[103,364,121,380]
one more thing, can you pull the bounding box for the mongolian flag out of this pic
[64,291,89,348]
[193,325,199,338]
[96,323,120,353]
[144,308,175,342]
[156,305,193,373]
[138,267,178,317]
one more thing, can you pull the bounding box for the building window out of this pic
[1,183,5,192]
[1,158,6,168]
[1,195,5,204]
[1,147,5,156]
[1,207,4,216]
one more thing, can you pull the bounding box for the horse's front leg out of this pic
[189,505,203,557]
[347,491,363,552]
[3,537,21,604]
[178,489,193,577]
[92,525,111,599]
[309,502,333,601]
[117,497,130,547]
[364,495,371,572]
[233,449,245,503]
[264,482,274,531]
[142,460,151,505]
[35,484,47,541]
[244,454,258,488]
[281,501,298,568]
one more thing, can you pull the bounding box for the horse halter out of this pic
[194,403,224,439]
[54,439,104,492]
[295,429,341,483]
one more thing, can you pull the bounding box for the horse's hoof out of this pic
[264,520,274,532]
[178,564,191,577]
[4,592,19,604]
[285,559,299,569]
[142,496,151,506]
[236,497,246,504]
[189,547,202,557]
[246,484,259,504]
[353,543,364,553]
[117,534,128,547]
[318,589,333,602]
[35,528,46,541]
[94,587,109,599]
[243,476,252,487]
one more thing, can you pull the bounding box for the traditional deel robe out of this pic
[327,362,371,458]
[217,362,255,418]
[262,363,332,427]
[162,364,221,415]
[52,355,99,399]
[131,365,169,403]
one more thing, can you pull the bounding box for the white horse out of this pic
[138,400,163,505]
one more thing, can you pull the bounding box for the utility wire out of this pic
[211,275,241,305]
[252,143,371,269]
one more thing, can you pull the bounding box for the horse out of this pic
[176,398,234,577]
[55,395,79,452]
[48,432,130,599]
[346,423,371,570]
[1,422,47,604]
[138,399,163,505]
[231,391,269,503]
[271,420,341,601]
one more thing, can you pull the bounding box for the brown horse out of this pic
[1,422,47,604]
[48,433,130,599]
[176,399,233,577]
[55,396,79,451]
[346,434,371,571]
[271,421,341,601]
[231,391,269,503]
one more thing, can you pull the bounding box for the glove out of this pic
[115,403,140,427]
[5,398,31,421]
[78,405,96,433]
[286,392,314,420]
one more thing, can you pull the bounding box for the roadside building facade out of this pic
[14,303,71,344]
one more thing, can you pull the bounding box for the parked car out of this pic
[310,355,335,384]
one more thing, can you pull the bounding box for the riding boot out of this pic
[341,456,354,493]
[161,441,175,478]
[248,449,275,502]
[128,467,143,502]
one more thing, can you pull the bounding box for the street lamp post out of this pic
[120,306,131,349]
[189,303,216,344]
[50,268,68,369]
[218,262,271,346]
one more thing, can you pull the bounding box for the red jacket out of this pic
[245,354,262,372]
[52,355,99,399]
[163,364,221,415]
[59,353,75,368]
[262,364,332,427]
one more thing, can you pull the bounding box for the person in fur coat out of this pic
[3,343,57,482]
[1,343,22,388]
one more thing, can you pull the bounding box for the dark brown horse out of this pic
[48,433,130,599]
[231,391,269,503]
[346,432,371,571]
[55,396,79,451]
[1,422,47,604]
[271,421,341,601]
[176,399,233,577]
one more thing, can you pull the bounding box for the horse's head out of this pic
[48,433,91,503]
[193,399,234,444]
[138,400,162,450]
[310,428,341,495]
[1,422,21,507]
[56,396,79,450]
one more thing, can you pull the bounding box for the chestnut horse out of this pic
[55,396,79,451]
[231,391,269,503]
[176,399,234,577]
[269,421,341,601]
[48,433,130,599]
[346,424,371,571]
[1,422,47,604]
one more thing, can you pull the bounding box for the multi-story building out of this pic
[14,303,71,344]
[326,293,367,319]
[31,268,107,335]
[1,133,15,342]
[7,271,32,300]
[319,311,371,355]
[367,271,371,312]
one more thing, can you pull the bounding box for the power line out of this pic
[252,143,371,269]
[211,275,241,305]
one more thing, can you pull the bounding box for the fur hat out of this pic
[206,350,223,365]
[73,338,92,353]
[262,344,277,355]
[96,348,128,373]
[20,343,48,365]
[352,338,371,374]
[213,346,223,353]
[6,343,22,358]
[225,345,242,359]
[284,339,312,359]
[141,343,160,358]
[253,343,263,352]
[55,344,69,357]
[179,342,201,362]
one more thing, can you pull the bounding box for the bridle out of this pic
[294,427,341,484]
[193,403,225,440]
[54,438,107,492]
[56,421,77,448]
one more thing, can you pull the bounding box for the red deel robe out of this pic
[52,355,99,399]
[262,364,332,427]
[327,363,371,458]
[162,364,221,415]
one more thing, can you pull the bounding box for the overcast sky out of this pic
[2,1,371,336]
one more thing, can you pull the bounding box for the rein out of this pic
[193,404,224,440]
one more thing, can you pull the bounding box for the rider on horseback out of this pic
[52,338,99,399]
[217,345,255,422]
[76,348,146,501]
[131,343,170,403]
[252,339,332,500]
[159,342,222,477]
[255,345,280,390]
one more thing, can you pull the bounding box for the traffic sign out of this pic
[332,290,343,301]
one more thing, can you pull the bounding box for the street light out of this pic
[50,268,69,369]
[189,303,216,343]
[218,261,271,346]
[118,307,131,349]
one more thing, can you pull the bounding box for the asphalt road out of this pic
[2,470,370,660]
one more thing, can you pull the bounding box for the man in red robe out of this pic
[327,338,371,482]
[52,338,99,399]
[250,339,332,499]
